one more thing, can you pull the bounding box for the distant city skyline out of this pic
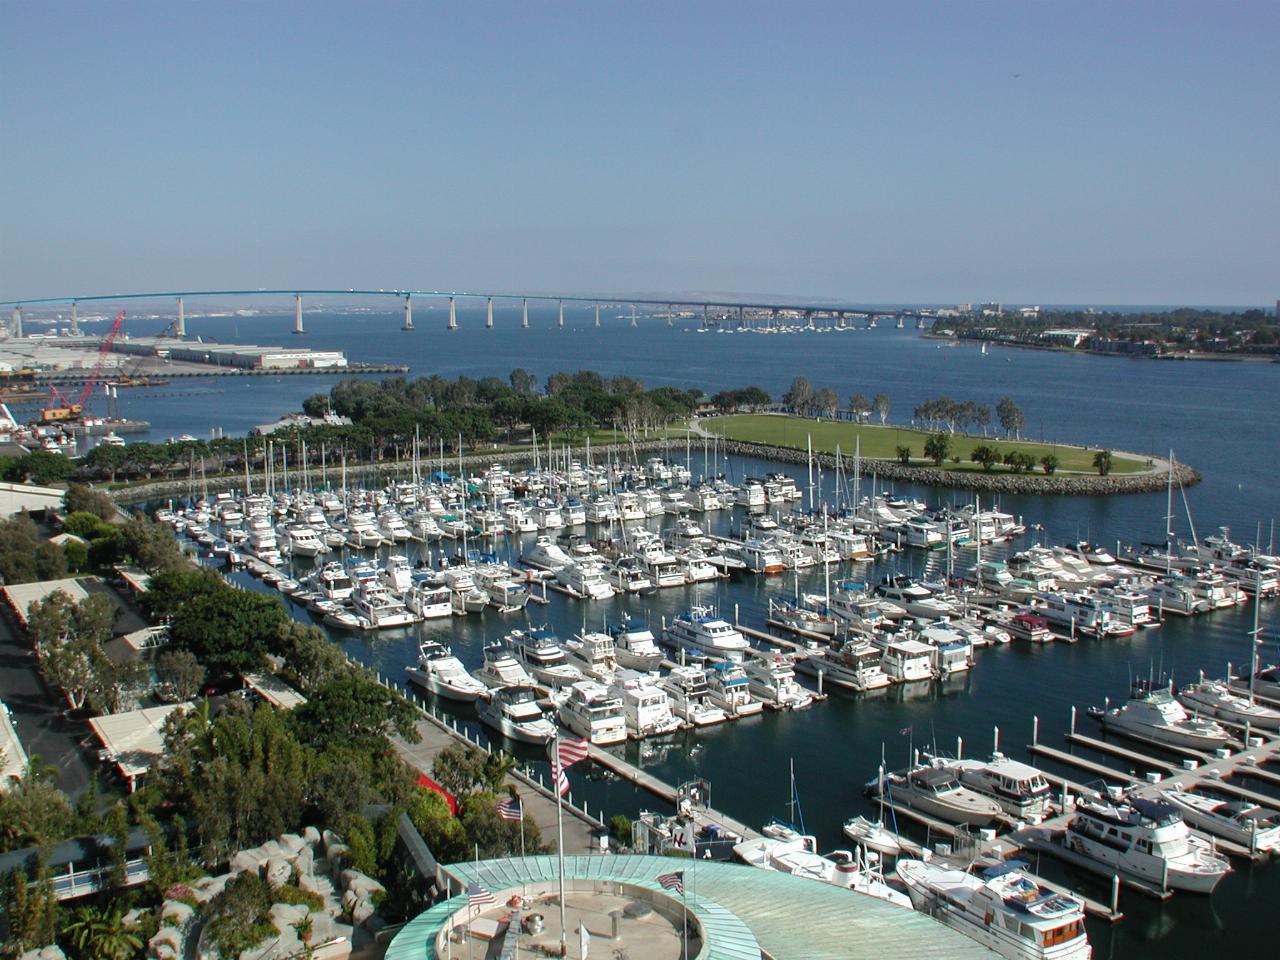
[2,1,1276,305]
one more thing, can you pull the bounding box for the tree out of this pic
[847,393,870,421]
[971,444,1001,472]
[895,445,912,465]
[3,450,75,485]
[155,650,205,702]
[0,763,76,851]
[121,515,184,574]
[0,515,67,585]
[1040,454,1059,475]
[168,585,287,677]
[923,433,951,466]
[277,622,346,692]
[1093,449,1114,476]
[975,405,991,436]
[996,396,1025,439]
[292,673,421,750]
[63,484,117,521]
[783,376,812,414]
[431,743,515,798]
[812,388,839,418]
[509,368,537,395]
[872,393,891,425]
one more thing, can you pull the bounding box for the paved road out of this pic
[0,609,95,798]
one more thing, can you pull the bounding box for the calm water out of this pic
[125,307,1278,958]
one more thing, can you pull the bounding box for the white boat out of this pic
[609,617,665,672]
[281,524,327,557]
[522,535,574,571]
[1156,786,1280,854]
[743,654,813,710]
[936,753,1053,823]
[879,765,1003,826]
[473,644,535,690]
[797,640,891,692]
[377,510,413,542]
[1175,678,1280,731]
[727,538,785,575]
[1092,681,1231,751]
[663,606,750,662]
[1035,591,1133,638]
[1229,664,1280,701]
[383,554,414,594]
[557,680,628,745]
[895,859,1091,960]
[660,665,728,726]
[841,816,902,858]
[606,557,653,594]
[352,580,420,629]
[875,575,957,619]
[1063,794,1230,893]
[508,628,585,688]
[555,560,617,600]
[563,631,618,682]
[879,638,935,683]
[405,641,488,701]
[477,685,557,745]
[704,661,765,717]
[1144,577,1211,616]
[609,672,682,738]
[405,583,453,619]
[733,826,912,909]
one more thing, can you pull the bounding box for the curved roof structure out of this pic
[385,854,997,960]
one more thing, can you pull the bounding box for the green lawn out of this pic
[701,414,1147,475]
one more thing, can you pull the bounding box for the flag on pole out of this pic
[496,796,523,822]
[551,756,571,797]
[657,870,685,894]
[467,882,496,908]
[579,923,590,959]
[557,737,590,767]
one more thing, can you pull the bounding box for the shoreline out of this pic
[922,332,1280,364]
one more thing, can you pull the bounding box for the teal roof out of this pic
[385,855,997,960]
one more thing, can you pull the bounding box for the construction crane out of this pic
[40,309,125,423]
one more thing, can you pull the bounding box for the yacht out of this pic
[879,638,936,683]
[473,644,535,690]
[1091,681,1231,750]
[562,498,587,526]
[405,582,453,620]
[743,654,813,710]
[405,641,488,701]
[660,665,728,726]
[313,561,355,602]
[383,554,414,595]
[1064,794,1230,893]
[607,557,653,594]
[820,583,890,634]
[609,617,665,672]
[704,661,765,717]
[352,580,419,629]
[558,680,628,745]
[508,628,584,688]
[663,606,750,662]
[797,640,891,692]
[563,631,618,682]
[1034,592,1132,638]
[1229,664,1280,702]
[735,479,768,509]
[841,816,902,858]
[1144,577,1211,616]
[728,538,785,575]
[895,860,1091,960]
[521,535,574,571]
[477,685,557,745]
[875,575,957,619]
[1002,612,1054,644]
[1176,679,1280,730]
[556,560,617,600]
[878,766,1003,826]
[377,511,413,542]
[281,524,326,557]
[937,754,1053,823]
[1156,786,1280,854]
[917,624,974,676]
[733,828,912,909]
[609,672,682,738]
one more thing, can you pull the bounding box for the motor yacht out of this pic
[563,631,618,682]
[895,860,1091,960]
[1034,591,1133,638]
[1064,794,1230,893]
[609,617,665,672]
[727,538,785,575]
[405,640,488,701]
[281,524,327,557]
[521,535,574,571]
[743,654,813,710]
[476,685,557,745]
[1175,679,1280,730]
[935,753,1053,823]
[606,557,653,593]
[879,638,935,683]
[508,628,584,688]
[556,559,617,600]
[311,561,355,602]
[841,816,902,858]
[472,643,535,690]
[663,606,750,662]
[704,661,765,717]
[878,765,1003,826]
[609,672,682,738]
[660,665,728,726]
[875,575,957,619]
[1091,681,1232,751]
[1002,612,1054,644]
[1229,664,1280,701]
[557,680,628,745]
[1156,786,1280,854]
[383,554,414,595]
[377,510,412,543]
[734,828,912,909]
[351,580,419,629]
[1144,577,1211,616]
[796,640,891,692]
[405,582,453,620]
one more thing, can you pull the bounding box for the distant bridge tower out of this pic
[447,296,458,331]
[522,298,529,329]
[176,297,185,337]
[486,297,494,330]
[558,300,564,329]
[594,303,600,328]
[402,294,414,331]
[10,307,21,339]
[70,301,80,336]
[293,294,304,335]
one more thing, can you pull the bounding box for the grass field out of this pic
[701,414,1147,476]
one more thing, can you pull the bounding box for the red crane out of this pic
[40,309,125,423]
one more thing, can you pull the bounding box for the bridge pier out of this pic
[521,298,529,329]
[402,295,414,331]
[11,307,21,339]
[447,296,457,331]
[293,294,304,335]
[594,303,600,328]
[486,297,494,330]
[175,297,185,338]
[558,300,564,329]
[70,301,80,336]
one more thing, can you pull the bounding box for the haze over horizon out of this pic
[2,1,1276,306]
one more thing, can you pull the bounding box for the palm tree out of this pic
[63,903,143,960]
[1040,454,1059,475]
[895,445,912,465]
[1092,450,1113,476]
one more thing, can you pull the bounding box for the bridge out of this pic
[0,288,936,338]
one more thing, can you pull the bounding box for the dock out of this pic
[1064,733,1182,772]
[1028,743,1138,784]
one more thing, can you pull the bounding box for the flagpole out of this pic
[555,735,567,956]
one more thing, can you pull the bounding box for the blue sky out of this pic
[2,1,1276,305]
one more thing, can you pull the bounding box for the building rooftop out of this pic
[87,702,188,787]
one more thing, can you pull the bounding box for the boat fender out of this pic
[984,911,994,926]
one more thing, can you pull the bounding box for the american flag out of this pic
[467,882,496,908]
[551,756,571,797]
[549,736,590,797]
[496,796,523,822]
[657,870,685,895]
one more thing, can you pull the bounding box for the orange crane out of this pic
[40,309,126,423]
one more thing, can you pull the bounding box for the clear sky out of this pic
[2,1,1276,305]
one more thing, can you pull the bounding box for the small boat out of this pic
[704,661,766,718]
[405,640,488,702]
[477,685,557,745]
[841,815,902,858]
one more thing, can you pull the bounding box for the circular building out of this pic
[385,854,997,959]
